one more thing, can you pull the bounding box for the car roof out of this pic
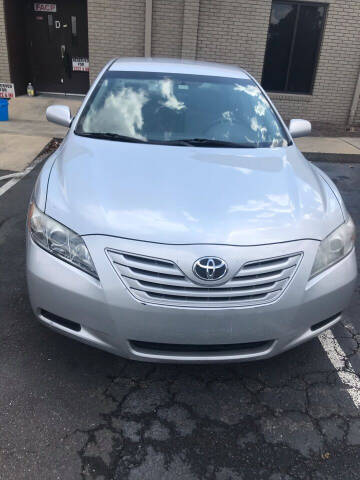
[109,57,250,79]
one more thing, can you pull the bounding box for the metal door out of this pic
[27,1,89,94]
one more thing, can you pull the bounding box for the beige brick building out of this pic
[1,0,360,129]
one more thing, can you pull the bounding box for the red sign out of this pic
[0,83,15,99]
[34,3,57,13]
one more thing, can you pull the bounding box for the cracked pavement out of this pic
[1,158,360,479]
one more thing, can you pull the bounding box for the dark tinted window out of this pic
[262,1,326,94]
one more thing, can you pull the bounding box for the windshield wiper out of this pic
[76,132,148,144]
[76,132,258,148]
[166,138,258,148]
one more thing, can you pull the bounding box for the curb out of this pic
[303,152,360,163]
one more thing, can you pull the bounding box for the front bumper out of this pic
[26,234,357,363]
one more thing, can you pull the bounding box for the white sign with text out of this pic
[72,58,90,72]
[0,83,15,99]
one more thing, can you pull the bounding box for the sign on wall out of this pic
[72,58,90,72]
[34,3,57,13]
[0,83,15,99]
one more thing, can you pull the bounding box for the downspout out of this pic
[348,65,360,127]
[144,0,152,57]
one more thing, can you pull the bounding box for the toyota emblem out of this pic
[193,257,227,281]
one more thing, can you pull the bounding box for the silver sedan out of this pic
[26,58,357,362]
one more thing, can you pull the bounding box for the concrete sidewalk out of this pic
[0,95,82,137]
[296,136,360,154]
[0,95,82,172]
[1,94,360,172]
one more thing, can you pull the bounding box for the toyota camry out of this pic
[26,58,357,362]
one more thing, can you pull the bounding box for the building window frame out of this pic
[262,0,328,95]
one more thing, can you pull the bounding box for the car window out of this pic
[75,71,289,148]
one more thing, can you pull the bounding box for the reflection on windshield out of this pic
[160,78,186,111]
[83,83,149,140]
[76,72,289,148]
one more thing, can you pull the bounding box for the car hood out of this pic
[45,135,344,245]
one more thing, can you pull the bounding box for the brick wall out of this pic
[1,0,360,127]
[194,0,360,128]
[152,0,184,58]
[87,0,146,83]
[355,104,360,126]
[266,0,360,127]
[355,89,360,126]
[196,0,271,80]
[181,0,200,59]
[0,0,10,83]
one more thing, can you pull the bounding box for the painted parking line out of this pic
[0,172,24,181]
[319,329,360,408]
[0,155,44,197]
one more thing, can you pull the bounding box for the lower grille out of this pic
[311,312,341,331]
[145,291,266,303]
[40,309,81,332]
[107,250,302,308]
[129,339,274,355]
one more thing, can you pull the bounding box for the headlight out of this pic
[28,202,98,279]
[310,216,355,279]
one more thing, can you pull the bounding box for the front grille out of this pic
[107,250,301,308]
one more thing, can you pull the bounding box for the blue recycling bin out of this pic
[0,98,9,121]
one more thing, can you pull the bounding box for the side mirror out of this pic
[46,105,72,127]
[289,119,311,138]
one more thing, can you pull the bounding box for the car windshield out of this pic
[75,71,289,148]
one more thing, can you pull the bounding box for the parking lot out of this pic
[1,153,360,479]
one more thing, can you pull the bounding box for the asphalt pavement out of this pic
[1,154,360,479]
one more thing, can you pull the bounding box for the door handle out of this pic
[60,45,66,59]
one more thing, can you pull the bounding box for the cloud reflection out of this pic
[160,79,186,111]
[235,83,287,148]
[83,87,148,139]
[104,209,189,234]
[229,193,293,214]
[79,75,289,147]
